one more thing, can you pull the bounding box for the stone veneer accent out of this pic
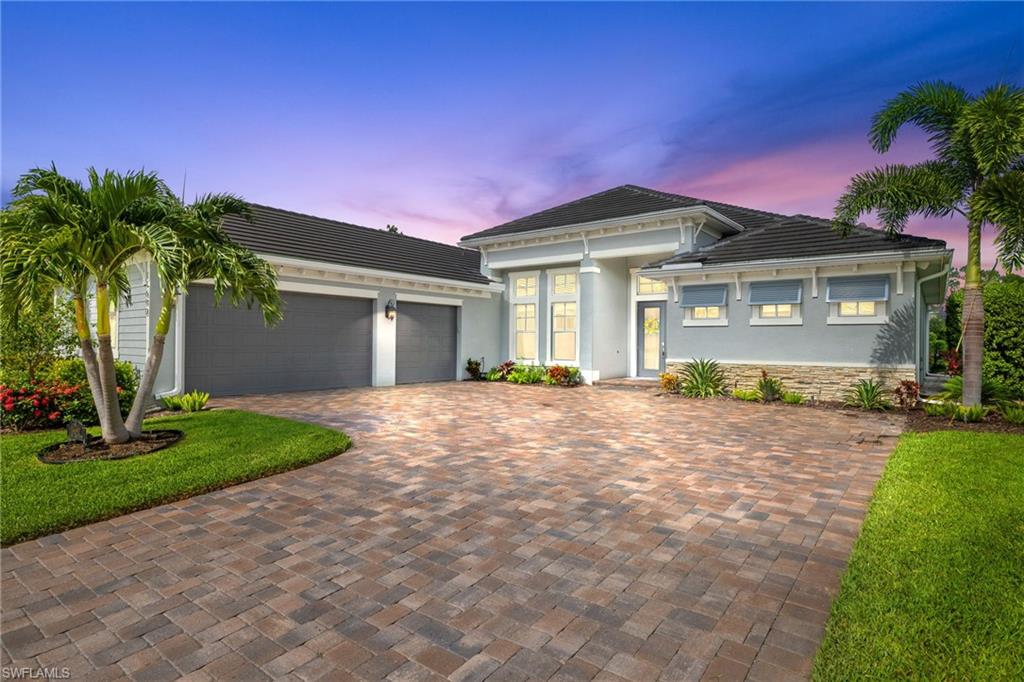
[666,361,916,402]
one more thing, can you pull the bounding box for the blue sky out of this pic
[3,2,1021,264]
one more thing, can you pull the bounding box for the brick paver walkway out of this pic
[1,383,902,681]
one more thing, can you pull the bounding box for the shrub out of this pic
[946,276,1024,396]
[464,358,484,381]
[923,401,958,418]
[732,388,760,402]
[680,359,726,398]
[782,391,806,405]
[844,379,892,411]
[507,365,545,384]
[0,383,69,431]
[163,390,210,413]
[955,404,988,423]
[485,367,503,381]
[936,375,1013,406]
[893,380,921,410]
[0,297,77,384]
[659,372,681,394]
[756,370,784,403]
[545,365,582,387]
[42,357,139,423]
[1001,403,1024,425]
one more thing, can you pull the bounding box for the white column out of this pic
[373,289,397,386]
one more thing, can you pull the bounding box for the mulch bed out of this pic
[903,410,1024,435]
[38,430,184,464]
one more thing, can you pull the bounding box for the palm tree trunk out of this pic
[73,296,109,435]
[95,284,131,443]
[961,219,984,407]
[125,287,174,437]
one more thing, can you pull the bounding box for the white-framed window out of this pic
[636,275,668,295]
[547,268,579,364]
[680,284,729,327]
[509,271,539,362]
[748,280,803,325]
[826,276,890,324]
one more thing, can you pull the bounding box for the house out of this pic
[123,185,950,401]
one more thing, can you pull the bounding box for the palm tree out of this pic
[2,166,180,443]
[834,82,1024,406]
[124,194,282,437]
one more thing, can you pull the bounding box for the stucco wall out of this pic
[666,270,917,368]
[591,258,629,379]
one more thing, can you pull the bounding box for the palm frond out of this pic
[833,161,967,236]
[870,81,970,162]
[971,171,1024,271]
[954,83,1024,177]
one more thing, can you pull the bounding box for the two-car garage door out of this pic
[185,286,373,396]
[185,287,458,396]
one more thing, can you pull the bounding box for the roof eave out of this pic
[639,247,952,277]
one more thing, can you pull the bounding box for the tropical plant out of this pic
[955,404,989,423]
[0,296,76,384]
[0,383,67,431]
[782,391,806,405]
[833,81,1024,406]
[485,367,503,381]
[123,193,280,437]
[936,375,1012,406]
[43,358,138,423]
[756,370,784,403]
[545,365,582,387]
[464,358,483,381]
[923,401,958,418]
[1001,402,1024,425]
[163,390,210,413]
[659,372,682,394]
[893,380,921,410]
[732,388,760,402]
[844,379,893,410]
[492,360,516,380]
[678,358,727,398]
[1,166,178,443]
[507,365,545,384]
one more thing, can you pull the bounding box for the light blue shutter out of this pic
[680,284,727,308]
[748,280,802,305]
[826,276,890,302]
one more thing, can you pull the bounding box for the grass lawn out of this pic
[1,409,351,545]
[813,431,1024,680]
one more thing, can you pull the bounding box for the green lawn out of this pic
[1,409,351,545]
[813,431,1024,680]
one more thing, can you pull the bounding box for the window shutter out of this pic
[748,280,802,305]
[826,276,890,302]
[680,284,727,308]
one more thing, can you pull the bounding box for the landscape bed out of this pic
[0,409,352,545]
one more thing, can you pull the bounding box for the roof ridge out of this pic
[245,202,479,254]
[624,184,792,221]
[485,185,641,231]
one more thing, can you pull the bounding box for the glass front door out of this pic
[637,302,666,377]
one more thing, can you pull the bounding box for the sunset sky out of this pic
[3,2,1021,266]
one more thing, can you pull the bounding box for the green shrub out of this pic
[732,388,761,402]
[946,276,1024,398]
[485,368,503,381]
[41,357,139,424]
[844,379,892,411]
[680,359,726,398]
[782,391,806,405]
[464,358,483,381]
[507,365,545,384]
[955,404,988,423]
[163,390,210,413]
[1000,403,1024,425]
[756,370,784,403]
[659,372,681,394]
[545,365,582,387]
[923,401,958,418]
[936,375,1013,406]
[0,297,77,384]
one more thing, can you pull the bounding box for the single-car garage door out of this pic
[185,286,373,396]
[396,302,457,384]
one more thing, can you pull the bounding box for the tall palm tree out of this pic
[2,166,180,443]
[124,194,282,437]
[834,82,1024,406]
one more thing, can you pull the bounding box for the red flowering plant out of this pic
[0,382,65,431]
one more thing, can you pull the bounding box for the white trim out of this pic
[396,292,463,306]
[579,265,601,274]
[275,280,379,299]
[509,270,540,364]
[649,247,951,275]
[580,369,600,384]
[827,300,888,325]
[588,242,681,260]
[665,358,917,370]
[682,305,728,327]
[628,268,669,377]
[547,267,580,366]
[486,252,585,270]
[750,303,802,326]
[155,294,185,399]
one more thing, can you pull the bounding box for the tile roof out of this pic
[652,214,947,268]
[461,184,783,241]
[221,204,492,286]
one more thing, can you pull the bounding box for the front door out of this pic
[636,301,666,377]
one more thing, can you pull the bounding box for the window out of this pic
[552,273,577,295]
[514,275,537,298]
[551,302,577,362]
[692,306,721,320]
[839,301,876,317]
[680,284,728,326]
[514,304,537,361]
[637,275,668,295]
[759,303,792,318]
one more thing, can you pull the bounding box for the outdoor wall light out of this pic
[385,299,397,321]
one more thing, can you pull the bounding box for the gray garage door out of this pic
[185,286,373,396]
[396,302,457,384]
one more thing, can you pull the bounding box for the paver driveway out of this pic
[2,383,902,682]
